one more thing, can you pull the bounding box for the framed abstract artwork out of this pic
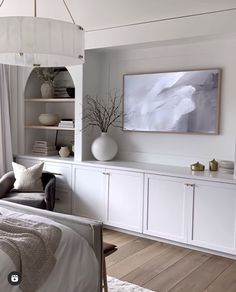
[123,69,221,134]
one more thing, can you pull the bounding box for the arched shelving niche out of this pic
[21,65,83,161]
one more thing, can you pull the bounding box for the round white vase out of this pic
[41,81,54,98]
[59,146,70,158]
[91,132,118,161]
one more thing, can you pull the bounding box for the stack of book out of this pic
[58,119,74,128]
[218,160,234,174]
[54,87,70,98]
[32,141,58,156]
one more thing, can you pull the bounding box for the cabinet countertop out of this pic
[80,160,236,185]
[15,154,236,185]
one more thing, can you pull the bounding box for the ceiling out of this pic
[0,0,236,31]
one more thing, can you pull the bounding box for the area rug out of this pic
[108,276,155,292]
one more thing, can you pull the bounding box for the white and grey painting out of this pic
[123,69,220,133]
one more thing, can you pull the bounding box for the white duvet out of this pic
[0,207,99,292]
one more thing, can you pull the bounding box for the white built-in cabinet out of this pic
[144,173,236,254]
[190,181,236,254]
[14,156,236,257]
[72,166,143,232]
[72,166,106,220]
[104,169,143,232]
[144,175,189,243]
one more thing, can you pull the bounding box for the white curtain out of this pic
[0,64,13,176]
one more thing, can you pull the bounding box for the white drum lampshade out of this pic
[0,0,85,67]
[0,17,84,67]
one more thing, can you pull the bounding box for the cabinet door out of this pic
[72,166,105,221]
[44,162,72,214]
[105,169,144,232]
[144,174,189,243]
[190,181,236,254]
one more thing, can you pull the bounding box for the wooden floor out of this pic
[103,229,236,292]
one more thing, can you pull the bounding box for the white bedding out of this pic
[0,207,99,292]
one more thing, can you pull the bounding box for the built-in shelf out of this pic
[25,125,75,131]
[25,98,75,102]
[24,68,76,157]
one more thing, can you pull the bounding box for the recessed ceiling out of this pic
[0,0,235,31]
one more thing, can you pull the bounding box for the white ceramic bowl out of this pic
[38,113,60,126]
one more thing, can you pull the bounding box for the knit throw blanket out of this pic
[0,216,62,292]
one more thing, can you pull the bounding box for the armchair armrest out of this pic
[44,176,56,211]
[0,171,15,198]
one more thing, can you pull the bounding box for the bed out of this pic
[0,200,103,292]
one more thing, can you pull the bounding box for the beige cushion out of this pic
[12,162,44,191]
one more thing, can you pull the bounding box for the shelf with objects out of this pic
[25,125,75,131]
[24,67,76,158]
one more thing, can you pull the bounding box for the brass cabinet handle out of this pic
[184,183,195,187]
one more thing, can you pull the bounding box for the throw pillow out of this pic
[12,162,44,191]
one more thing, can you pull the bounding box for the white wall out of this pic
[84,36,236,167]
[82,51,104,160]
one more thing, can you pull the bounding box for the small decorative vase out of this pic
[41,81,54,98]
[59,146,70,158]
[91,132,118,161]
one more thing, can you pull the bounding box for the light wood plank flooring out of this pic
[103,229,236,292]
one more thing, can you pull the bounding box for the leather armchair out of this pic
[0,171,56,211]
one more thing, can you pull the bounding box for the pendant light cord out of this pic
[34,0,37,17]
[0,0,5,7]
[62,0,75,24]
[33,0,74,22]
[0,0,77,26]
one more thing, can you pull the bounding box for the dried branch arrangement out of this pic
[34,67,60,84]
[83,92,123,132]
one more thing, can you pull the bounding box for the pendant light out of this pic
[0,0,84,67]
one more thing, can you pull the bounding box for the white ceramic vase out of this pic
[91,132,118,161]
[59,146,70,158]
[41,81,54,98]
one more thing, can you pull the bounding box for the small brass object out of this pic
[191,161,205,171]
[209,159,218,171]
